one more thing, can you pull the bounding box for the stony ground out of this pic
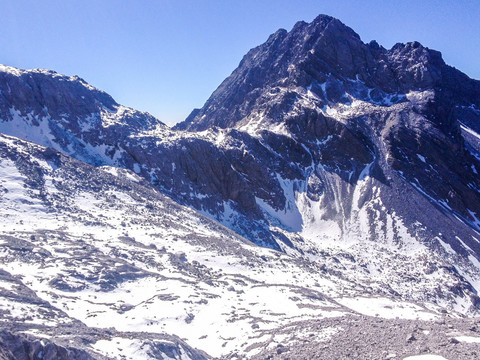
[245,315,480,360]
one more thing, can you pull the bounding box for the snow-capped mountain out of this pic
[1,14,480,360]
[175,14,480,311]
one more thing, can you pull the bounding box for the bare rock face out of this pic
[0,331,96,360]
[176,15,480,131]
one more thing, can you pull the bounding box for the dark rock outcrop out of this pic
[0,331,96,360]
[176,15,480,131]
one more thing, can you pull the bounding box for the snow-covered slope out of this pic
[1,133,480,359]
[0,64,168,167]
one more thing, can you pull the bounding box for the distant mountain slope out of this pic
[0,64,166,167]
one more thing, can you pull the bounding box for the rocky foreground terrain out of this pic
[0,14,480,360]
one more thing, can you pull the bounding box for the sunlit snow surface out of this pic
[2,133,469,358]
[403,355,448,360]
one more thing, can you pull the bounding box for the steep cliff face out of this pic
[176,15,480,131]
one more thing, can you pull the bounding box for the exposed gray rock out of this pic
[0,331,97,360]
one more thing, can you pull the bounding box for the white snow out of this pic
[438,238,456,256]
[455,336,480,343]
[403,355,448,360]
[255,175,303,232]
[336,297,437,320]
[93,337,182,360]
[406,90,435,104]
[460,123,480,140]
[468,210,480,228]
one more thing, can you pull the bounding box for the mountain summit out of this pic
[177,14,480,131]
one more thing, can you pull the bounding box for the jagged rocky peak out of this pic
[234,14,365,83]
[176,14,480,131]
[167,14,480,277]
[176,14,368,130]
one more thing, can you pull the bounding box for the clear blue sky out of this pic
[1,1,479,126]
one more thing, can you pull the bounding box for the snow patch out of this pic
[403,355,448,360]
[455,336,480,343]
[336,297,437,320]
